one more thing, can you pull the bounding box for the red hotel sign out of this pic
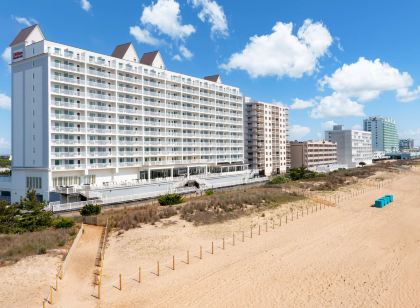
[13,51,23,60]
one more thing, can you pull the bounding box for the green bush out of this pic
[158,193,184,206]
[80,204,101,216]
[52,217,75,229]
[0,190,53,234]
[205,189,214,196]
[269,175,289,184]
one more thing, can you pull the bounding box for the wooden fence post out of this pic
[138,267,141,283]
[172,255,175,270]
[55,275,58,291]
[258,225,261,235]
[119,273,122,290]
[250,227,253,238]
[211,241,214,254]
[49,286,53,305]
[272,220,274,229]
[157,261,160,276]
[222,238,225,250]
[265,221,268,232]
[187,250,190,264]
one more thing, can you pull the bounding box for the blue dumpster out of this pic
[385,194,394,202]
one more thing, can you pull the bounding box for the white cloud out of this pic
[80,0,92,12]
[129,26,161,46]
[179,45,193,59]
[0,138,10,150]
[0,93,11,110]
[352,124,362,130]
[140,0,195,40]
[289,124,311,140]
[172,54,182,61]
[396,86,420,102]
[290,98,315,110]
[310,92,364,119]
[13,16,37,26]
[221,19,332,78]
[321,120,337,130]
[2,47,11,64]
[320,57,414,102]
[191,0,228,37]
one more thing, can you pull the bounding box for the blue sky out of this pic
[1,0,420,154]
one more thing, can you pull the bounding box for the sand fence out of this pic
[98,178,396,300]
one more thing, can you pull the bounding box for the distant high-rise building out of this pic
[325,125,373,167]
[363,116,398,152]
[399,138,415,151]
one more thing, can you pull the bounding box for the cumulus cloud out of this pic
[320,57,414,102]
[191,0,228,37]
[0,138,10,151]
[310,93,364,119]
[140,0,195,40]
[221,19,332,78]
[129,26,161,46]
[179,45,193,59]
[290,98,315,110]
[321,120,337,130]
[172,54,182,61]
[80,0,92,12]
[13,16,37,27]
[0,93,11,110]
[352,124,362,130]
[289,124,311,140]
[2,47,11,64]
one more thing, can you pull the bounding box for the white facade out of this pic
[244,99,288,176]
[325,125,373,168]
[8,25,245,203]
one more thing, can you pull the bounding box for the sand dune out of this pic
[2,167,420,307]
[98,168,420,307]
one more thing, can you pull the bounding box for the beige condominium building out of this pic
[290,140,337,169]
[244,99,288,176]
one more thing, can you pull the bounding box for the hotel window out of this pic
[26,177,42,189]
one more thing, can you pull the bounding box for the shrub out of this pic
[37,246,46,255]
[269,175,289,184]
[158,193,184,206]
[80,204,101,216]
[205,189,214,196]
[0,190,53,234]
[52,217,75,229]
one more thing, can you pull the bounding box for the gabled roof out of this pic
[9,24,39,46]
[111,43,132,58]
[204,74,221,83]
[140,51,160,66]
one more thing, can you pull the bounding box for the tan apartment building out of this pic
[290,140,337,169]
[244,99,288,175]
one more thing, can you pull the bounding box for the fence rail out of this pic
[59,223,84,279]
[47,176,268,213]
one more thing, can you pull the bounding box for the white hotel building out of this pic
[5,25,248,204]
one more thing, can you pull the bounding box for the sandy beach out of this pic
[98,167,420,307]
[1,167,420,307]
